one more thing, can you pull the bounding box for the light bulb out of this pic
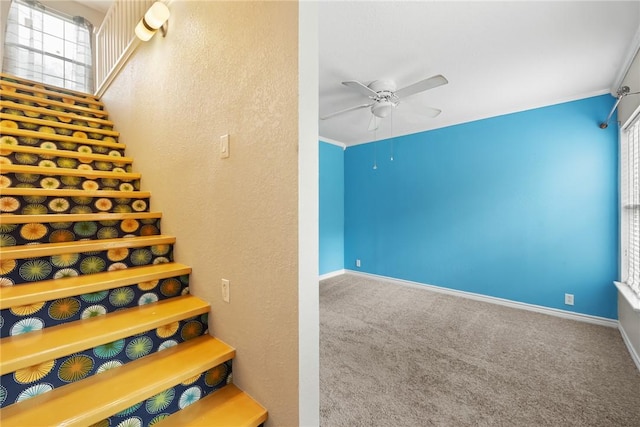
[144,2,170,30]
[135,19,155,41]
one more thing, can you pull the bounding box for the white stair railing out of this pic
[94,0,154,97]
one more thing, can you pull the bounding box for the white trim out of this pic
[621,104,640,131]
[344,270,619,328]
[319,269,346,281]
[94,38,140,98]
[298,2,320,425]
[618,321,640,372]
[614,281,640,312]
[94,0,176,98]
[611,24,640,94]
[319,138,347,150]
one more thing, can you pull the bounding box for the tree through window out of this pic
[2,0,94,93]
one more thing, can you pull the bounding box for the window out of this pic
[621,114,640,299]
[2,0,94,93]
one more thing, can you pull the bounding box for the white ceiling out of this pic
[74,0,112,13]
[319,1,640,146]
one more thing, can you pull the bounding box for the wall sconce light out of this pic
[135,2,170,41]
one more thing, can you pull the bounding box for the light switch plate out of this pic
[222,279,230,303]
[220,134,229,159]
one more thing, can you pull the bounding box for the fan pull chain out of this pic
[373,123,378,170]
[390,109,394,161]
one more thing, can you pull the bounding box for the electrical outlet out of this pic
[221,279,230,303]
[356,259,361,268]
[564,293,574,306]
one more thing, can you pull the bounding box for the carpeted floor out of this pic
[320,273,640,427]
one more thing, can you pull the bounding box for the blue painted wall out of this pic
[344,95,619,318]
[319,141,344,275]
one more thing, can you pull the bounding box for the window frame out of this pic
[617,109,640,311]
[2,0,94,92]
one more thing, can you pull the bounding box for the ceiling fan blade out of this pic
[342,80,379,98]
[368,114,380,131]
[422,106,442,118]
[320,102,374,120]
[395,75,448,99]
[399,98,443,119]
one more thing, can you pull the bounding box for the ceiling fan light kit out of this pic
[372,100,394,118]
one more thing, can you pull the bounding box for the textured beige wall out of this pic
[101,1,300,425]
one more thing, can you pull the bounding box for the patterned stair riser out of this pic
[0,106,114,131]
[0,86,103,110]
[0,313,210,408]
[0,92,106,119]
[0,136,125,157]
[0,77,100,104]
[0,149,131,173]
[92,361,232,427]
[1,243,173,286]
[1,173,140,192]
[0,77,102,107]
[0,273,189,338]
[0,134,124,157]
[0,118,117,141]
[0,218,160,247]
[0,194,148,215]
[0,86,103,112]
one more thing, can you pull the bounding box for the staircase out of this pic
[0,73,268,427]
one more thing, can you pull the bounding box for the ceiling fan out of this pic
[320,74,448,130]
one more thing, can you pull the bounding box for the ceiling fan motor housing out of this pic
[368,80,398,117]
[368,79,397,93]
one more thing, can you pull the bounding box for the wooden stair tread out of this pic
[0,113,119,136]
[0,79,104,108]
[0,294,209,375]
[0,144,133,163]
[0,211,162,224]
[0,187,148,198]
[0,261,189,309]
[0,164,140,180]
[0,73,101,102]
[0,335,234,427]
[154,384,268,427]
[0,100,113,126]
[0,127,125,150]
[1,234,174,260]
[0,90,107,118]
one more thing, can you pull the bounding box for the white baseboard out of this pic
[319,269,346,281]
[344,270,619,328]
[618,322,640,372]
